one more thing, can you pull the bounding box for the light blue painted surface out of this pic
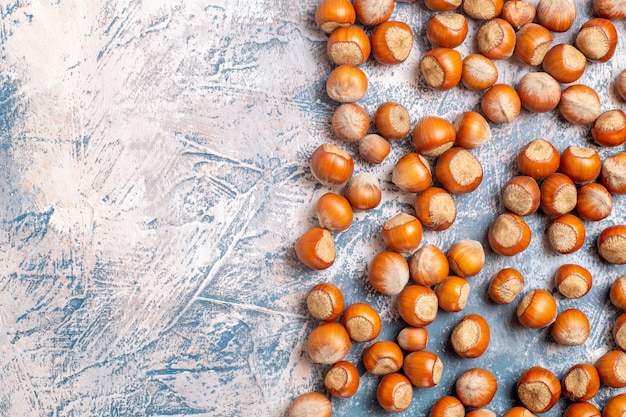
[0,1,625,416]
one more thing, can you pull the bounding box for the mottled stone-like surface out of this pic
[0,1,625,416]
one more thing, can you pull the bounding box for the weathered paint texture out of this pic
[0,0,625,416]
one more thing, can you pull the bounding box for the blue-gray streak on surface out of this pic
[0,0,625,416]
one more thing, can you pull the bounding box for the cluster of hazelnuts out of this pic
[491,137,626,261]
[289,0,626,416]
[293,265,626,416]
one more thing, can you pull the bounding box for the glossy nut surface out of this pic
[517,139,560,179]
[602,394,626,417]
[315,0,357,34]
[307,322,351,364]
[462,54,498,91]
[397,327,428,352]
[381,212,423,254]
[502,176,540,216]
[575,18,618,63]
[343,172,382,210]
[310,143,354,186]
[289,392,332,417]
[375,101,411,140]
[502,407,538,417]
[517,366,561,413]
[563,402,600,417]
[307,282,345,322]
[540,173,577,217]
[454,111,492,148]
[477,18,516,60]
[456,368,497,408]
[430,395,464,417]
[295,227,336,270]
[325,361,360,398]
[327,25,371,66]
[392,153,432,193]
[376,373,413,412]
[316,192,353,232]
[577,183,612,221]
[359,134,391,164]
[517,289,557,329]
[451,313,490,358]
[489,268,525,304]
[515,23,553,66]
[466,411,497,417]
[326,64,368,103]
[601,153,626,194]
[344,172,382,210]
[403,350,443,388]
[371,20,414,65]
[560,146,601,184]
[517,72,561,113]
[598,225,626,264]
[555,264,592,299]
[409,245,450,286]
[414,187,457,231]
[447,239,485,277]
[398,285,439,327]
[536,0,576,32]
[550,308,590,346]
[435,276,471,312]
[425,0,462,11]
[502,0,536,29]
[558,84,601,125]
[615,313,626,353]
[420,47,462,91]
[369,251,410,295]
[542,44,586,84]
[362,340,404,375]
[481,84,521,124]
[412,115,456,157]
[562,363,600,402]
[343,302,382,342]
[547,214,586,255]
[594,0,626,19]
[597,350,626,388]
[592,109,626,147]
[426,13,468,48]
[435,147,483,194]
[611,276,626,309]
[488,213,532,256]
[354,0,394,26]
